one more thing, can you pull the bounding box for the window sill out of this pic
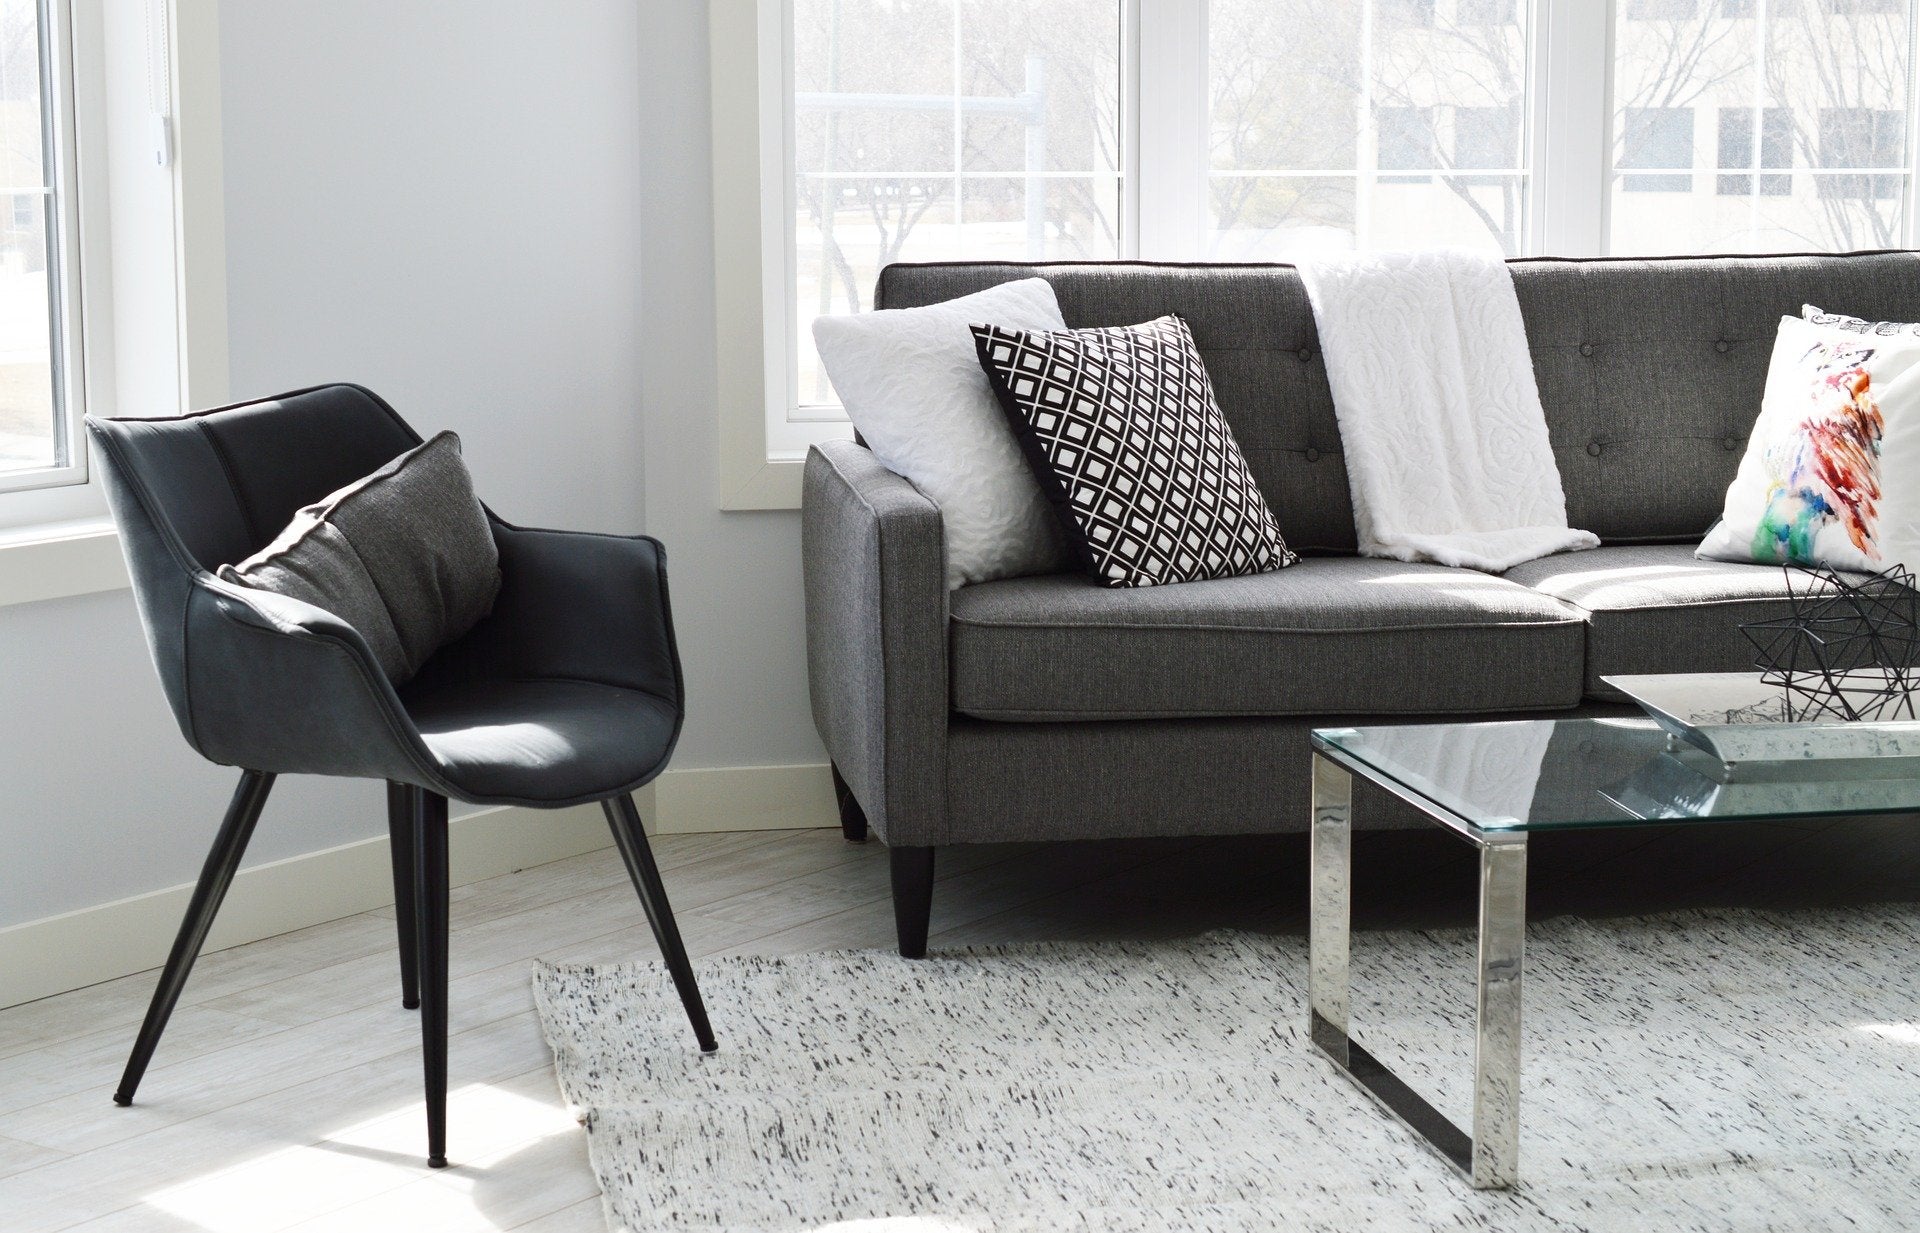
[721,456,805,512]
[0,517,128,609]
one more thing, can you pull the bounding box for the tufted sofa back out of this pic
[875,251,1920,552]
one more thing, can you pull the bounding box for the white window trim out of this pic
[714,0,1920,513]
[0,0,228,608]
[712,0,811,511]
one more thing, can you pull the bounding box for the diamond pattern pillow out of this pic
[971,314,1296,588]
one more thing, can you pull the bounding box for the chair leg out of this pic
[386,782,420,1010]
[890,845,936,960]
[412,789,451,1169]
[114,770,276,1107]
[831,763,869,843]
[602,794,718,1053]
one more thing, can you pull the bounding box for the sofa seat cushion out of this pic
[948,557,1587,721]
[1501,544,1823,698]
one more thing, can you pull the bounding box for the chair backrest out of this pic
[876,251,1920,552]
[86,384,422,740]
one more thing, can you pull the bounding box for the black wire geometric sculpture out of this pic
[1738,564,1920,723]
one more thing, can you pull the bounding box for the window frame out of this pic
[711,0,1920,511]
[0,0,91,514]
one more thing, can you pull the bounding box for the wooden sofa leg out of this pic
[890,845,935,959]
[831,764,869,843]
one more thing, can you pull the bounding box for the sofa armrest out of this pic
[185,575,446,788]
[802,441,948,845]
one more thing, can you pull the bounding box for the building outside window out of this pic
[1620,108,1697,193]
[1718,106,1792,196]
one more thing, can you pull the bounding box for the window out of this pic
[1609,0,1913,254]
[1207,0,1531,259]
[713,0,1920,508]
[1455,104,1521,186]
[1718,107,1791,196]
[0,0,82,498]
[1459,0,1517,23]
[1620,108,1695,192]
[1376,106,1436,183]
[1819,107,1905,201]
[1626,0,1699,16]
[790,2,1123,427]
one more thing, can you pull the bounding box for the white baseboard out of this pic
[650,761,836,834]
[0,763,836,1009]
[0,801,609,1010]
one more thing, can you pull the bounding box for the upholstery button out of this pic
[1723,435,1742,451]
[1579,342,1595,357]
[1304,447,1321,463]
[1297,345,1314,361]
[1586,441,1603,457]
[1715,339,1733,353]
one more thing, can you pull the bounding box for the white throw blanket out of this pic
[1297,248,1598,572]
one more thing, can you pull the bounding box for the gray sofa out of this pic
[802,251,1920,956]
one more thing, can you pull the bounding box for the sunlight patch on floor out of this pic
[1857,1022,1920,1046]
[814,1213,990,1221]
[140,1084,576,1233]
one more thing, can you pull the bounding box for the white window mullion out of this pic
[1135,0,1207,260]
[1904,0,1920,247]
[1535,0,1611,257]
[1356,0,1375,250]
[1119,0,1141,258]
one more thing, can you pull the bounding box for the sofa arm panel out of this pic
[802,441,949,845]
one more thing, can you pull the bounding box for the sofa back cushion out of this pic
[876,252,1920,551]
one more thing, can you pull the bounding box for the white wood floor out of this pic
[0,815,1909,1232]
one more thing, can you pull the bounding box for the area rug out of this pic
[533,907,1920,1232]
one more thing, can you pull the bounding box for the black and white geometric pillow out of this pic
[971,314,1297,588]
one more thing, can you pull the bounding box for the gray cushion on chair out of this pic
[948,557,1587,721]
[1500,544,1833,698]
[219,431,501,683]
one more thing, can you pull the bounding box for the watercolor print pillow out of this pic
[1699,314,1920,573]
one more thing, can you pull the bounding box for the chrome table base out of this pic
[1308,752,1528,1189]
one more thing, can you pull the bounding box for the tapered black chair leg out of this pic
[603,794,718,1053]
[831,763,869,843]
[114,770,276,1107]
[386,782,420,1010]
[412,789,451,1168]
[890,845,935,960]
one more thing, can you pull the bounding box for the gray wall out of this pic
[0,2,794,929]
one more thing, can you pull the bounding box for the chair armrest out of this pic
[418,523,682,706]
[185,575,446,787]
[802,441,948,845]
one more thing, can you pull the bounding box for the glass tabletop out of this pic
[1312,717,1920,833]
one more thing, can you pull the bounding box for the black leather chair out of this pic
[87,384,714,1168]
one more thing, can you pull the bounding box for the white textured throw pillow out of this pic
[813,278,1071,589]
[1699,313,1920,572]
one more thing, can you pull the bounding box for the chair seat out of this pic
[1499,544,1833,698]
[400,678,677,804]
[947,557,1587,721]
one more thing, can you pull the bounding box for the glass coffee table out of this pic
[1308,716,1920,1190]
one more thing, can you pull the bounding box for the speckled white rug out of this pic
[533,907,1920,1232]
